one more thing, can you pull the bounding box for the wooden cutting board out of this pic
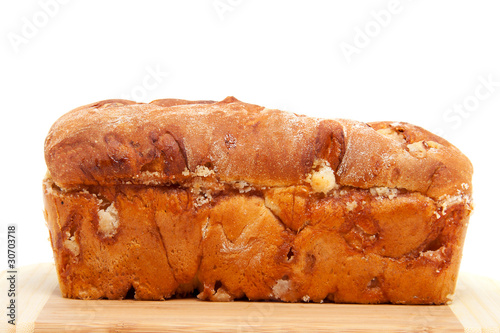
[1,263,499,332]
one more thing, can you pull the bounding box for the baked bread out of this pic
[43,97,473,304]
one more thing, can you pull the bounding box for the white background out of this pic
[1,0,499,281]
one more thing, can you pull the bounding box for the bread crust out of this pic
[43,97,473,304]
[44,97,472,199]
[43,177,471,304]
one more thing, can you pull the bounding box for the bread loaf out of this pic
[43,97,473,304]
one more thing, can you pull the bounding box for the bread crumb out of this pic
[43,178,57,196]
[306,159,339,194]
[232,181,254,193]
[302,295,310,302]
[190,176,220,207]
[426,141,443,149]
[194,190,213,207]
[202,219,210,239]
[420,247,445,262]
[212,287,233,302]
[194,165,215,177]
[376,128,406,144]
[141,171,162,178]
[370,187,398,200]
[63,231,80,256]
[272,279,291,300]
[140,171,163,185]
[97,202,119,238]
[439,193,471,215]
[346,201,358,212]
[407,141,427,158]
[143,179,161,185]
[76,286,100,299]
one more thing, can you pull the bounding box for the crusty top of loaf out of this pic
[44,97,472,199]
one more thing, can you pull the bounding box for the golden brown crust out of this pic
[43,97,474,304]
[338,120,473,199]
[44,97,472,199]
[43,177,471,304]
